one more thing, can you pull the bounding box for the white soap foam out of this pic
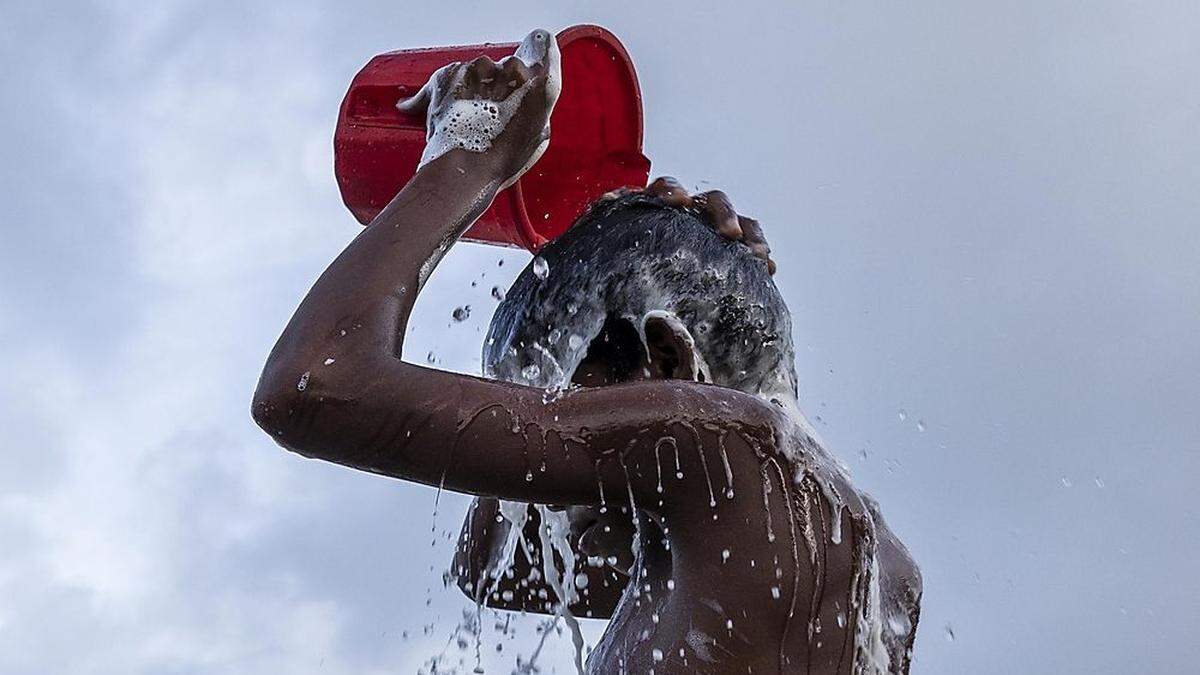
[411,29,561,178]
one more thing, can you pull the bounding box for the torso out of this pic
[586,418,921,674]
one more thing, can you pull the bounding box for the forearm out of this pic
[250,137,779,508]
[250,149,516,487]
[250,145,604,500]
[253,28,680,504]
[256,150,501,379]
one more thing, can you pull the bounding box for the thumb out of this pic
[396,63,456,116]
[513,29,561,104]
[395,80,430,115]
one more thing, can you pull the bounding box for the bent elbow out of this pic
[249,350,334,450]
[249,353,395,464]
[250,364,304,443]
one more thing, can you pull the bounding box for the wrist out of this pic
[370,148,503,236]
[415,147,509,186]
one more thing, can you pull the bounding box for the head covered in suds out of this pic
[484,193,797,405]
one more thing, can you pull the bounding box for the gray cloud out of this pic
[1,1,1197,673]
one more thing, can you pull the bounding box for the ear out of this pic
[642,312,702,381]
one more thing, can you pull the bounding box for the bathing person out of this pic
[251,29,921,674]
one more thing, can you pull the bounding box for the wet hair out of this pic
[483,193,797,401]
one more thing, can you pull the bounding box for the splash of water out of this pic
[478,265,907,673]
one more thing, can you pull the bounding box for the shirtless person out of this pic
[252,29,921,673]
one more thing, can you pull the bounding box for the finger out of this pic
[498,55,532,87]
[397,63,456,115]
[738,215,769,251]
[645,176,693,208]
[600,186,638,202]
[695,190,743,240]
[514,29,556,70]
[738,215,777,274]
[464,55,499,92]
[496,56,533,99]
[471,55,517,102]
[396,79,432,115]
[514,29,561,104]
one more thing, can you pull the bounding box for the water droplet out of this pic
[296,371,310,391]
[897,409,908,421]
[651,648,664,662]
[770,586,781,599]
[666,579,675,590]
[916,420,926,432]
[1060,476,1073,488]
[836,612,846,628]
[1094,476,1105,488]
[532,256,549,280]
[568,334,584,351]
[721,549,730,563]
[944,624,956,642]
[323,357,335,366]
[521,364,540,381]
[426,351,436,364]
[491,286,505,301]
[525,470,533,482]
[451,305,471,322]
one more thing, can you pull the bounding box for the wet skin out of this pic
[252,30,919,673]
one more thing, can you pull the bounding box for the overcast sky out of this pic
[2,1,1198,673]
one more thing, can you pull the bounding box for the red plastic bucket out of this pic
[334,25,651,252]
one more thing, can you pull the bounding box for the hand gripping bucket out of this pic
[334,25,651,251]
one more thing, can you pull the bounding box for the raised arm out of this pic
[250,29,779,510]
